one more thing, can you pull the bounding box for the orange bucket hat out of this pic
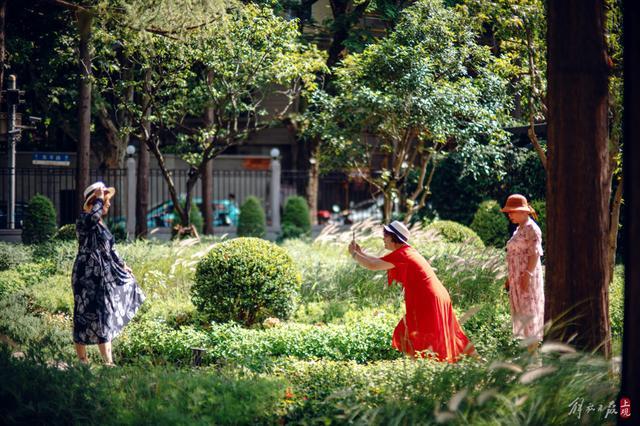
[500,194,538,220]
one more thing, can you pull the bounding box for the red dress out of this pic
[381,245,474,362]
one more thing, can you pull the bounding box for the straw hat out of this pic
[383,220,411,244]
[82,181,116,210]
[500,194,532,214]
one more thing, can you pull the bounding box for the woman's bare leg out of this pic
[75,343,89,364]
[98,341,113,365]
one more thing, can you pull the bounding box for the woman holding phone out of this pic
[348,221,476,362]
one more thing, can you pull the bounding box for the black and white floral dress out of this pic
[72,198,145,344]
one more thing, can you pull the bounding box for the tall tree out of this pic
[135,69,151,238]
[465,0,624,293]
[202,73,214,236]
[621,0,640,410]
[76,8,92,210]
[546,0,611,356]
[307,0,510,222]
[164,4,324,236]
[261,0,411,224]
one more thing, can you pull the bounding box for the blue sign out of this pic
[32,152,70,166]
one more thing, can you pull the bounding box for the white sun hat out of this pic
[82,181,116,210]
[383,220,411,244]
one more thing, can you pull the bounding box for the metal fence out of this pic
[0,167,377,228]
[0,167,128,227]
[281,170,378,213]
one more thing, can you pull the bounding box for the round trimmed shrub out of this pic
[470,200,510,247]
[22,194,57,244]
[237,196,266,238]
[281,196,311,240]
[192,237,300,326]
[55,224,77,241]
[425,220,484,248]
[0,242,31,271]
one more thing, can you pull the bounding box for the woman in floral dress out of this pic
[501,194,544,345]
[72,182,145,365]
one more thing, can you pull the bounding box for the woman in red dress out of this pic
[348,221,475,362]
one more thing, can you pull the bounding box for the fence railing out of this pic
[0,167,377,229]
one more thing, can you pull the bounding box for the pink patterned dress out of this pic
[506,218,544,341]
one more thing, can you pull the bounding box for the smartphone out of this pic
[352,230,356,242]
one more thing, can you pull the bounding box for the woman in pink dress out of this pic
[501,194,545,345]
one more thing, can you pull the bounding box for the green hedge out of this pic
[22,194,57,245]
[470,200,510,247]
[116,315,400,366]
[423,146,546,225]
[425,220,484,248]
[280,196,311,240]
[237,196,266,238]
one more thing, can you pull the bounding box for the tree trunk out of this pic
[202,158,213,234]
[202,91,214,235]
[135,69,152,239]
[383,191,393,223]
[620,0,640,413]
[97,106,128,169]
[76,10,92,211]
[306,141,320,225]
[546,0,611,356]
[135,140,149,238]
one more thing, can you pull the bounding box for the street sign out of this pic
[32,152,70,166]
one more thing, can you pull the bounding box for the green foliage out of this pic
[282,239,399,308]
[278,351,617,425]
[424,145,546,225]
[312,0,510,219]
[0,347,286,426]
[22,194,57,245]
[54,224,77,241]
[116,314,400,366]
[103,219,127,242]
[0,232,622,424]
[192,238,300,326]
[170,199,203,235]
[0,269,27,299]
[0,293,71,357]
[29,240,77,274]
[425,220,484,248]
[237,196,266,238]
[280,196,311,240]
[0,346,110,425]
[0,242,31,271]
[470,200,510,247]
[27,274,74,315]
[530,198,547,241]
[609,266,624,338]
[463,0,547,127]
